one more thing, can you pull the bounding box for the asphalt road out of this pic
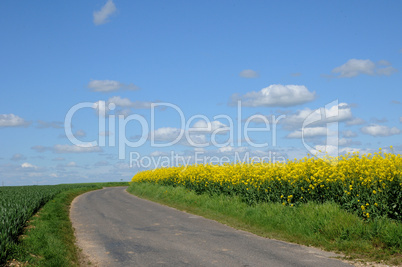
[70,187,353,267]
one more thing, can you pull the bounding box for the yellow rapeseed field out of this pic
[131,148,402,220]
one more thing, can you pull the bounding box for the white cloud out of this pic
[239,69,259,78]
[361,124,400,137]
[332,59,375,78]
[93,100,109,117]
[151,127,183,142]
[286,127,330,139]
[0,114,30,127]
[218,146,248,154]
[331,59,397,78]
[231,84,315,107]
[310,145,367,157]
[338,138,361,147]
[93,97,153,118]
[400,117,402,123]
[182,134,207,146]
[53,144,102,153]
[377,60,391,66]
[107,96,153,109]
[88,80,139,92]
[107,96,133,107]
[189,120,229,134]
[150,127,208,147]
[376,66,398,76]
[149,151,170,157]
[281,103,353,130]
[21,162,38,169]
[342,130,357,138]
[93,0,117,26]
[346,117,365,126]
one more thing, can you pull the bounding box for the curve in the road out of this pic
[70,187,352,267]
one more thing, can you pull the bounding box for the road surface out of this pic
[70,187,352,267]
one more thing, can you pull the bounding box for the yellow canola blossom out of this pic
[131,149,402,220]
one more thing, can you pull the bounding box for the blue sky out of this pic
[1,1,401,186]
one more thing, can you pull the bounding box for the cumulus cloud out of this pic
[309,145,367,157]
[93,98,153,118]
[107,96,153,109]
[338,138,361,147]
[149,127,209,147]
[93,0,117,26]
[189,120,230,134]
[331,59,397,78]
[218,146,249,154]
[239,69,259,78]
[21,162,38,169]
[377,60,391,66]
[151,127,184,142]
[361,124,400,137]
[0,114,30,127]
[376,66,398,76]
[280,103,353,130]
[342,130,357,138]
[345,117,366,126]
[53,144,102,153]
[88,80,139,92]
[230,84,315,107]
[332,59,375,77]
[286,127,331,139]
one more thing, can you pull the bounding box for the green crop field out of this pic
[0,184,99,264]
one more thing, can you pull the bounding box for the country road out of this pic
[70,187,353,267]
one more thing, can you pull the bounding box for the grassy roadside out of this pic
[5,182,129,267]
[127,182,402,266]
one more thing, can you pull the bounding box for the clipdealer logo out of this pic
[64,100,340,167]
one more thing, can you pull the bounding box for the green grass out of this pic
[4,182,129,267]
[127,182,402,265]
